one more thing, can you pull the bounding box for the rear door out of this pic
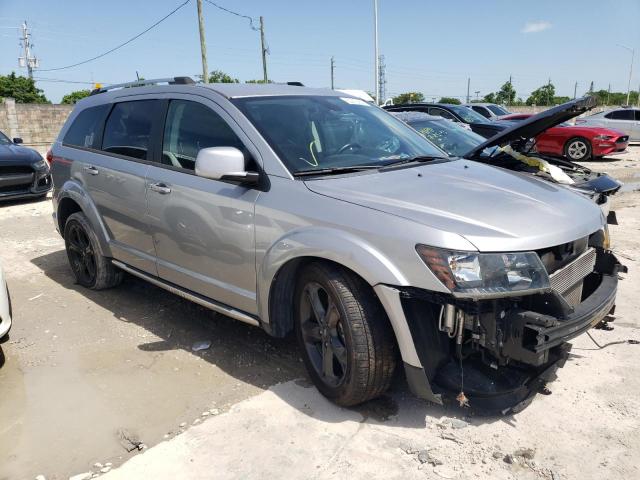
[145,96,261,314]
[88,99,161,274]
[633,110,640,141]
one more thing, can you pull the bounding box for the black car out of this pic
[383,103,507,139]
[0,130,52,201]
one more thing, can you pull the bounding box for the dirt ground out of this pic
[1,147,639,480]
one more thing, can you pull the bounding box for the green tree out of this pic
[208,70,239,83]
[0,72,49,103]
[438,97,461,104]
[482,92,496,103]
[392,92,424,104]
[61,89,91,104]
[526,82,555,106]
[495,81,516,106]
[552,96,571,105]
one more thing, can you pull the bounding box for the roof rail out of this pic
[89,76,195,96]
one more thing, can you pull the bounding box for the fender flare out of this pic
[56,180,112,257]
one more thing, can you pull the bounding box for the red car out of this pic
[497,113,629,161]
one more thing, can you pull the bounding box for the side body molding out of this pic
[54,179,112,257]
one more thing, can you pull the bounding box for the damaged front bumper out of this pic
[384,249,626,413]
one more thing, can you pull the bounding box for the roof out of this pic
[199,83,342,99]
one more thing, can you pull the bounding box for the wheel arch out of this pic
[258,227,409,338]
[55,180,112,257]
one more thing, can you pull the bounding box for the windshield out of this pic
[487,105,510,116]
[408,119,484,157]
[449,105,489,124]
[0,131,11,145]
[233,96,447,174]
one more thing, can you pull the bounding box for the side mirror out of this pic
[195,147,259,184]
[13,137,23,144]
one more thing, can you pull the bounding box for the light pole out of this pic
[373,0,379,105]
[617,44,634,106]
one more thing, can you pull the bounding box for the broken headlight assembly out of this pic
[416,245,550,298]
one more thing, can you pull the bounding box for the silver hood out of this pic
[305,159,604,252]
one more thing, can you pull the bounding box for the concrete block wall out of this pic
[0,98,73,155]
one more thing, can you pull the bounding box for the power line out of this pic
[204,0,258,31]
[38,0,191,72]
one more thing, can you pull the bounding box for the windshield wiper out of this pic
[379,155,448,170]
[293,165,381,177]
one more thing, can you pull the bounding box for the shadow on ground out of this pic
[31,249,513,429]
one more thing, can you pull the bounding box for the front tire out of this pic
[564,137,592,161]
[64,212,123,290]
[295,263,397,406]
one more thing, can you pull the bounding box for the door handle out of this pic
[83,165,99,175]
[149,182,172,194]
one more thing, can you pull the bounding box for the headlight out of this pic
[594,134,612,141]
[33,159,48,170]
[416,245,550,298]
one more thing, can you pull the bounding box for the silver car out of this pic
[50,78,625,412]
[576,107,640,141]
[0,264,12,340]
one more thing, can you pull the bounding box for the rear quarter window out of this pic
[605,110,634,120]
[63,104,109,148]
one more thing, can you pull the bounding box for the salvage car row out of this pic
[1,80,628,415]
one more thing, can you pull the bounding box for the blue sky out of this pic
[1,0,639,103]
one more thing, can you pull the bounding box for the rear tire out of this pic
[294,262,397,406]
[564,137,592,161]
[64,212,123,290]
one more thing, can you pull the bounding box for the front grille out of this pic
[548,247,596,305]
[0,165,33,175]
[0,172,35,193]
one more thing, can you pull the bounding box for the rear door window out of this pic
[472,106,490,118]
[605,110,634,120]
[634,110,640,121]
[63,104,109,148]
[101,100,158,160]
[161,100,244,171]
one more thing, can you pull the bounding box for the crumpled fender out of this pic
[55,179,112,257]
[257,226,409,323]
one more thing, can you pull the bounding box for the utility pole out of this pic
[260,16,268,83]
[637,81,640,108]
[466,77,470,103]
[330,56,335,89]
[589,81,594,93]
[378,55,387,103]
[573,81,577,99]
[474,90,480,100]
[196,0,209,83]
[373,0,380,105]
[607,83,611,105]
[18,21,38,79]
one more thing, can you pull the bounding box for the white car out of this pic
[576,107,640,142]
[0,265,12,340]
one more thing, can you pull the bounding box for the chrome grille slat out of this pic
[548,247,596,295]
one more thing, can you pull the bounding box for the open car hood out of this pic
[465,96,598,158]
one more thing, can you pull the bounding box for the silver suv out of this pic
[51,78,624,411]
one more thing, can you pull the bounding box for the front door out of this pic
[145,98,260,314]
[85,99,161,274]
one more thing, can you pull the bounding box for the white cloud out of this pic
[521,21,552,33]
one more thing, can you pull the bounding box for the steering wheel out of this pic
[337,143,363,154]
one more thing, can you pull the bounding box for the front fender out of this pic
[55,179,112,257]
[257,226,409,323]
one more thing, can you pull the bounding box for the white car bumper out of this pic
[0,266,12,339]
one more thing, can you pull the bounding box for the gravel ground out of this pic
[1,147,639,480]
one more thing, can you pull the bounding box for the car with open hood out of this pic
[0,130,52,201]
[495,112,629,161]
[50,79,625,413]
[391,98,622,219]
